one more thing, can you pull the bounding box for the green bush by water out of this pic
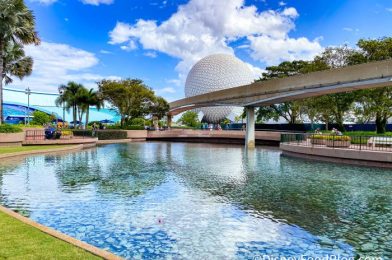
[72,130,128,140]
[0,124,23,133]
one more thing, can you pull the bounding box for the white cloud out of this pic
[120,40,137,51]
[144,51,158,58]
[157,87,176,94]
[279,1,286,6]
[248,35,323,65]
[246,62,266,80]
[9,42,118,92]
[386,8,392,12]
[109,0,322,84]
[282,7,298,18]
[343,27,359,32]
[81,0,114,5]
[100,50,112,54]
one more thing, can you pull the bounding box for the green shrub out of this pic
[106,123,122,129]
[96,130,127,140]
[325,135,351,141]
[31,111,52,125]
[0,124,23,133]
[72,130,127,140]
[309,134,351,141]
[88,121,101,126]
[129,118,145,126]
[309,134,325,140]
[72,130,93,137]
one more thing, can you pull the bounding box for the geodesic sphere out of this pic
[185,54,254,123]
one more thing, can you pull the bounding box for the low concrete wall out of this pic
[0,132,25,146]
[147,130,281,145]
[280,143,392,168]
[23,137,98,146]
[126,130,148,139]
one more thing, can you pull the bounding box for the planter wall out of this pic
[310,139,326,145]
[0,132,25,146]
[325,140,351,148]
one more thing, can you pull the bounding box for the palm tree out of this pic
[2,42,33,84]
[55,82,83,127]
[0,0,40,123]
[83,89,104,127]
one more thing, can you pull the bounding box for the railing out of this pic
[25,129,77,140]
[281,133,392,152]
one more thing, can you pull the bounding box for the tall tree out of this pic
[257,60,328,124]
[178,111,199,127]
[82,88,104,128]
[150,96,169,120]
[55,82,83,127]
[0,0,40,123]
[349,37,392,133]
[98,79,156,127]
[2,42,33,84]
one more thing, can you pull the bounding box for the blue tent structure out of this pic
[3,102,120,124]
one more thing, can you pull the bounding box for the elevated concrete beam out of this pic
[169,59,392,115]
[245,107,255,149]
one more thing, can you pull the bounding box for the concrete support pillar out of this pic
[167,114,172,128]
[245,106,255,149]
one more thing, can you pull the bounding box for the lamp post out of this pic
[58,86,65,128]
[25,87,31,124]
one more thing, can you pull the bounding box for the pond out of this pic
[0,142,391,259]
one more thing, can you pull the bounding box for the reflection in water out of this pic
[0,142,391,259]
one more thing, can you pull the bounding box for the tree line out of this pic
[55,79,169,128]
[254,37,392,134]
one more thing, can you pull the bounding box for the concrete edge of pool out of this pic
[280,143,392,168]
[0,144,85,159]
[0,205,123,260]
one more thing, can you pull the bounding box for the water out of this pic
[0,142,391,259]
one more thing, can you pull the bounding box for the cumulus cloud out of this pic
[144,51,158,58]
[109,0,322,85]
[10,42,119,92]
[81,0,114,5]
[157,87,176,94]
[248,35,323,65]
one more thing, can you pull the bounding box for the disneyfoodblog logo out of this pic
[253,255,383,260]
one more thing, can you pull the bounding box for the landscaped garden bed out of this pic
[308,134,351,147]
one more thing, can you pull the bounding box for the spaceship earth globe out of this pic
[185,54,255,123]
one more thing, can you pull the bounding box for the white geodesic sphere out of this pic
[185,54,254,123]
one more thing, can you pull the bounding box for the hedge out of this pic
[0,124,23,133]
[72,130,128,140]
[97,130,127,140]
[309,134,351,141]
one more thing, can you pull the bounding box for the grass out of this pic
[0,211,100,259]
[0,145,74,155]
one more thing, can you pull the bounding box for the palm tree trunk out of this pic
[73,103,77,128]
[0,39,4,124]
[78,109,83,129]
[85,107,89,128]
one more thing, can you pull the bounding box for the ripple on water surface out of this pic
[0,142,391,259]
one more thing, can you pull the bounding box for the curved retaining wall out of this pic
[280,143,392,168]
[147,130,281,146]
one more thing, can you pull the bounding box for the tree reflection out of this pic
[54,144,168,197]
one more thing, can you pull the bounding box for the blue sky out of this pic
[6,0,392,104]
